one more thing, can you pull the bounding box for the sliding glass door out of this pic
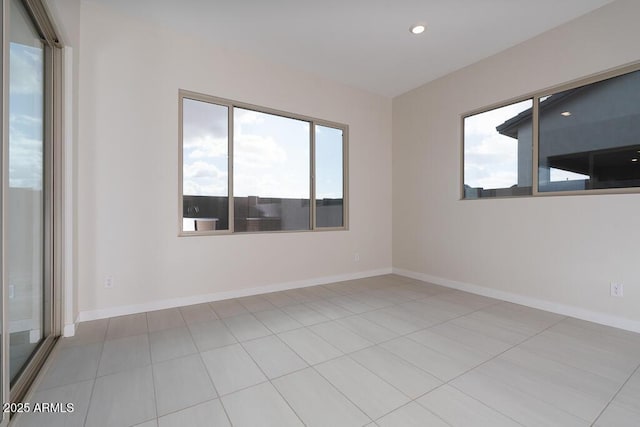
[7,0,46,384]
[1,0,62,421]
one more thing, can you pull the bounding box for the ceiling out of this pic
[88,0,615,97]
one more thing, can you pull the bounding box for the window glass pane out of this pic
[8,0,45,382]
[464,99,533,198]
[182,98,229,231]
[233,107,310,232]
[538,70,640,192]
[315,125,344,227]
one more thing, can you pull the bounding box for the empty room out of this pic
[2,0,639,426]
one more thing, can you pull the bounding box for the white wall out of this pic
[76,1,392,319]
[393,0,640,330]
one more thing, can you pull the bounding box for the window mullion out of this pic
[228,105,235,233]
[310,122,316,230]
[532,96,540,196]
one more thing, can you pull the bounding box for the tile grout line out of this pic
[590,361,640,426]
[52,276,640,426]
[241,308,377,425]
[182,310,234,427]
[442,315,582,425]
[145,310,159,425]
[235,335,309,426]
[82,321,108,427]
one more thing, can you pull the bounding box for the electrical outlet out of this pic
[610,282,624,297]
[105,276,114,289]
[354,252,360,262]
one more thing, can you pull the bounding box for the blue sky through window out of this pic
[9,42,43,191]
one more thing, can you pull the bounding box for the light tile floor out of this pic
[13,274,640,427]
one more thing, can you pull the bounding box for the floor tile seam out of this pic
[35,340,104,392]
[442,315,603,424]
[337,311,401,337]
[308,364,374,424]
[372,398,454,427]
[495,349,630,401]
[235,339,307,426]
[208,302,248,319]
[239,332,310,376]
[355,312,420,336]
[370,301,514,365]
[152,397,219,422]
[344,351,435,402]
[404,327,498,362]
[443,316,530,347]
[274,326,346,367]
[438,382,527,427]
[218,311,271,340]
[179,303,220,323]
[517,336,636,385]
[457,367,599,425]
[241,307,309,338]
[422,321,517,354]
[149,344,199,364]
[591,361,640,425]
[97,358,153,379]
[441,313,566,384]
[183,318,234,427]
[468,358,613,423]
[81,364,99,427]
[254,319,307,336]
[300,305,354,322]
[146,308,187,334]
[281,311,332,327]
[147,335,160,422]
[98,334,153,378]
[281,319,380,371]
[183,321,222,396]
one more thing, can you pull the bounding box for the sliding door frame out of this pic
[1,0,63,417]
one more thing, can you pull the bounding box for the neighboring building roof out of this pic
[496,87,585,138]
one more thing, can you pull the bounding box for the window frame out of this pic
[461,61,640,200]
[178,89,349,236]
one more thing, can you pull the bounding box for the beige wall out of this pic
[76,2,392,317]
[393,0,640,328]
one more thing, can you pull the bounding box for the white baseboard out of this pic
[393,267,640,334]
[63,323,76,337]
[77,268,393,323]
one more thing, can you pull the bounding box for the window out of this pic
[179,91,348,234]
[538,69,640,192]
[463,99,533,198]
[315,125,345,228]
[463,64,640,198]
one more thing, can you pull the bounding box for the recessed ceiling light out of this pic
[410,24,426,35]
[632,158,639,162]
[561,111,572,117]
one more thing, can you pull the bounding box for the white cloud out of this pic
[9,135,43,190]
[9,113,43,190]
[9,43,43,96]
[185,134,227,159]
[234,108,266,126]
[463,100,531,189]
[234,134,287,169]
[465,133,518,189]
[183,161,227,196]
